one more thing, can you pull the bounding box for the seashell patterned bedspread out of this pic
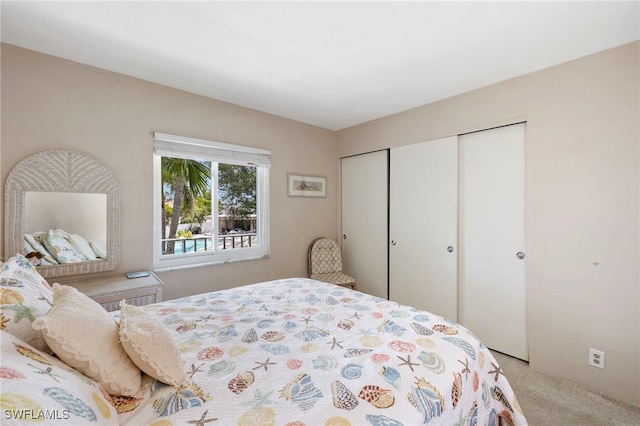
[119,278,528,425]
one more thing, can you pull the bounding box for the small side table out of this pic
[61,272,163,312]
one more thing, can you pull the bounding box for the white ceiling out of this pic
[2,1,639,130]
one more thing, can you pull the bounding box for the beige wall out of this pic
[2,41,639,406]
[337,41,640,405]
[0,43,339,300]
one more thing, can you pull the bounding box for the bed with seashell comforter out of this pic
[114,277,527,426]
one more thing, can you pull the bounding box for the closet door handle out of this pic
[343,235,347,239]
[447,246,454,253]
[516,252,525,259]
[391,240,396,246]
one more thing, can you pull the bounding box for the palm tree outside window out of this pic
[152,133,270,270]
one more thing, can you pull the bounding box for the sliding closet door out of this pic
[341,150,388,299]
[459,123,527,361]
[389,137,458,320]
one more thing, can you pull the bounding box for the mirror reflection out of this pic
[23,192,107,265]
[4,149,120,278]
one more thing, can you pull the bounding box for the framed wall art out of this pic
[287,174,326,197]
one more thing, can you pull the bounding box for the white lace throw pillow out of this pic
[118,302,188,387]
[32,283,142,396]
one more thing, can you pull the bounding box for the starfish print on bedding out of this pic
[4,304,35,322]
[358,328,374,337]
[349,312,361,320]
[241,389,275,410]
[197,314,215,323]
[302,316,313,325]
[29,364,62,383]
[253,358,276,371]
[188,363,205,379]
[458,358,471,380]
[327,337,344,349]
[186,409,217,425]
[397,355,420,372]
[488,362,504,381]
[190,331,208,341]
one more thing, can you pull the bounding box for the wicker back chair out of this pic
[307,237,356,289]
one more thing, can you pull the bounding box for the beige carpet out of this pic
[491,351,640,425]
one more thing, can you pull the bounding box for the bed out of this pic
[1,254,527,425]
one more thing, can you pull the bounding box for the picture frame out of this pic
[287,174,326,197]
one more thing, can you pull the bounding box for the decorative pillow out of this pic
[67,234,98,261]
[90,241,107,259]
[0,254,53,353]
[0,330,119,425]
[119,302,189,387]
[24,233,59,264]
[42,229,86,264]
[32,284,142,396]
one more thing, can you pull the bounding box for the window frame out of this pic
[152,132,270,271]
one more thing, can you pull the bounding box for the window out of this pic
[152,132,270,270]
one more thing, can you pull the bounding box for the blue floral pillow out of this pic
[0,254,53,352]
[0,330,119,425]
[42,229,86,264]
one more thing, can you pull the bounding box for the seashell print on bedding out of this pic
[228,371,255,395]
[341,363,363,380]
[451,371,462,408]
[377,320,407,336]
[14,343,50,365]
[279,373,323,411]
[242,328,259,343]
[411,322,434,336]
[358,385,395,409]
[257,319,274,329]
[344,348,373,358]
[490,386,514,413]
[406,377,445,423]
[261,331,285,341]
[295,327,330,341]
[442,336,477,360]
[312,355,337,371]
[432,324,458,335]
[377,366,401,389]
[388,340,416,353]
[208,360,235,377]
[331,380,359,410]
[418,351,446,373]
[260,344,290,355]
[0,366,25,379]
[337,319,354,330]
[326,296,340,305]
[107,278,527,425]
[43,387,97,421]
[197,346,223,361]
[111,394,142,414]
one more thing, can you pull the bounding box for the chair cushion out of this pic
[310,272,356,288]
[310,238,343,274]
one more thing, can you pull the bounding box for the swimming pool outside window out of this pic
[152,132,270,270]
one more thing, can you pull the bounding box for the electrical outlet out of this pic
[589,348,605,369]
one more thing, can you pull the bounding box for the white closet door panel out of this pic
[389,136,458,320]
[459,123,527,360]
[341,151,388,299]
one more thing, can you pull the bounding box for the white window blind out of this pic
[153,132,271,167]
